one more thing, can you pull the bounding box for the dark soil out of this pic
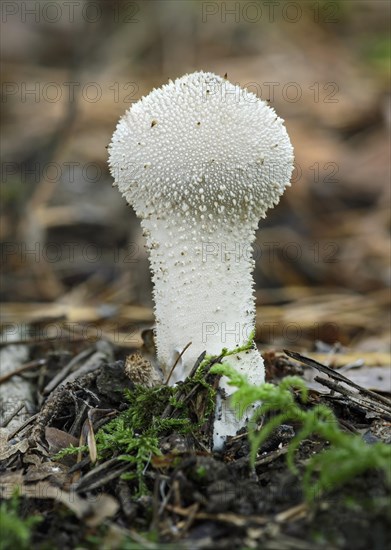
[1,344,390,550]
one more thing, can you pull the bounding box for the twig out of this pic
[75,458,129,492]
[30,370,101,443]
[315,376,391,421]
[161,352,221,420]
[0,335,87,347]
[0,359,46,385]
[0,403,25,428]
[43,346,96,394]
[284,350,391,409]
[6,413,38,441]
[255,447,288,466]
[165,342,192,385]
[165,504,268,526]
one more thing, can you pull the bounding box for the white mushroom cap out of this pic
[108,71,294,226]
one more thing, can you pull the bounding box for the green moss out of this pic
[200,329,255,368]
[52,444,87,459]
[195,465,207,479]
[210,363,391,501]
[54,335,256,496]
[58,359,219,495]
[53,336,255,495]
[0,493,42,550]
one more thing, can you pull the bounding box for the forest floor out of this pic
[1,337,390,550]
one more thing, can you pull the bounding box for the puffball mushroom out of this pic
[108,71,294,449]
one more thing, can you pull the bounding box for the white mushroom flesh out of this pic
[109,72,294,448]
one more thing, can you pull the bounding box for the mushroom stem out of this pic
[143,214,259,384]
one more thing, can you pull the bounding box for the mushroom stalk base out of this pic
[213,348,264,450]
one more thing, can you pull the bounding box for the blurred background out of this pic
[1,0,390,359]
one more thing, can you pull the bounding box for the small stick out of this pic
[315,376,391,421]
[164,342,192,385]
[0,403,25,428]
[6,413,38,441]
[0,359,46,385]
[0,335,86,347]
[44,346,95,394]
[284,349,391,410]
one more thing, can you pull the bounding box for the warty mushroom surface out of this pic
[109,71,294,448]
